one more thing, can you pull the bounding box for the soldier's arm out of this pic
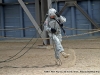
[44,17,51,32]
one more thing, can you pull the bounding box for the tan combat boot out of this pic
[61,51,70,58]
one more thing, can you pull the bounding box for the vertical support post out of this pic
[35,0,41,38]
[88,0,93,19]
[41,0,48,23]
[71,6,76,35]
[55,0,58,11]
[20,6,24,37]
[47,0,53,45]
[88,0,92,36]
[47,0,52,9]
[41,0,49,45]
[18,0,47,45]
[0,6,5,37]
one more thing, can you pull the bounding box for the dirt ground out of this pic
[0,38,100,75]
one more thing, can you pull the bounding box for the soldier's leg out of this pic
[52,34,64,59]
[56,34,70,58]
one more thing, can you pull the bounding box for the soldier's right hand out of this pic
[51,28,56,33]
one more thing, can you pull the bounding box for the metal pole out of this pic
[35,0,41,38]
[88,0,92,36]
[0,6,5,37]
[19,6,24,37]
[74,2,100,28]
[59,3,68,14]
[40,0,49,45]
[18,0,46,45]
[71,7,76,35]
[47,0,52,9]
[47,0,53,45]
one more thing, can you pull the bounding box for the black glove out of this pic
[60,23,63,27]
[51,28,56,33]
[55,12,60,17]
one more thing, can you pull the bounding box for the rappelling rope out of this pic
[0,28,100,39]
[0,30,37,63]
[0,25,99,31]
[0,0,100,65]
[64,26,100,31]
[0,26,34,31]
[0,0,53,63]
[64,29,100,38]
[0,36,38,63]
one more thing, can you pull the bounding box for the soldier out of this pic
[44,8,70,60]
